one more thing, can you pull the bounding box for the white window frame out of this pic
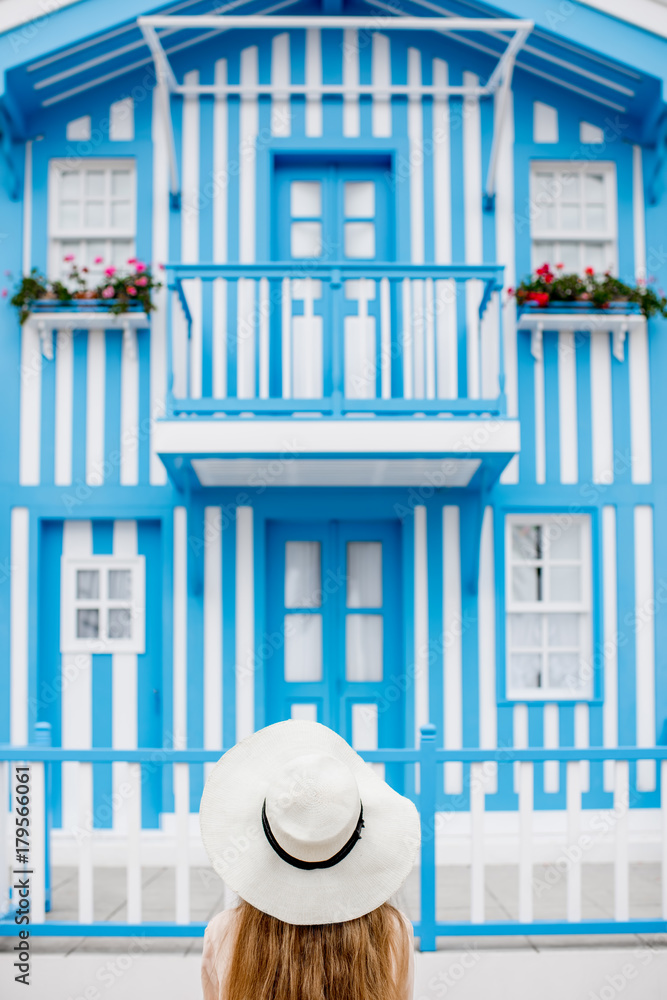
[530,161,618,275]
[60,555,146,654]
[48,158,137,281]
[505,514,593,700]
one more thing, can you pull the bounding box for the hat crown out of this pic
[265,753,361,864]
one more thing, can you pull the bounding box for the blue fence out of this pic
[1,725,666,949]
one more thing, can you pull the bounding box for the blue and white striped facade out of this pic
[2,0,667,856]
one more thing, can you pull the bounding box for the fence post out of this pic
[419,724,437,952]
[31,723,51,924]
[0,758,8,917]
[34,723,53,915]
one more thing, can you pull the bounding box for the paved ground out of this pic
[0,862,663,954]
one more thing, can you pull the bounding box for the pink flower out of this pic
[135,262,146,273]
[135,276,148,287]
[579,292,590,300]
[104,266,117,277]
[101,286,115,299]
[94,256,104,264]
[64,254,75,262]
[127,258,137,265]
[127,285,137,296]
[555,263,564,270]
[158,263,165,271]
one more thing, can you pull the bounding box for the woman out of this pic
[199,719,420,1000]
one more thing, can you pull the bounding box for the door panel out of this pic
[266,519,404,785]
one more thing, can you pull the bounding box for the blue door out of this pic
[266,520,404,779]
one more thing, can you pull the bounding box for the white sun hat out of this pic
[199,719,420,925]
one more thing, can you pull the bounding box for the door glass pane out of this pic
[344,181,375,218]
[512,566,541,603]
[550,522,580,560]
[346,614,383,680]
[291,703,318,722]
[344,222,375,258]
[548,653,581,689]
[77,608,99,639]
[508,612,542,648]
[347,542,382,608]
[291,221,322,258]
[547,613,579,647]
[284,614,322,681]
[285,542,321,608]
[549,565,580,602]
[291,181,321,217]
[351,702,378,749]
[512,525,541,560]
[77,569,99,600]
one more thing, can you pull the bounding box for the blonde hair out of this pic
[224,899,410,1000]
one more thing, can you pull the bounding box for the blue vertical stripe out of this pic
[71,330,88,486]
[543,332,561,484]
[222,502,237,748]
[39,348,56,486]
[91,520,114,828]
[137,328,151,485]
[104,331,122,487]
[610,343,632,485]
[38,520,63,828]
[187,500,205,811]
[575,334,593,486]
[137,519,163,828]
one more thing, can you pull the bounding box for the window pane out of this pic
[290,703,318,722]
[86,241,106,267]
[509,653,542,690]
[583,243,606,272]
[561,172,581,198]
[548,653,582,690]
[111,241,134,267]
[85,171,105,197]
[509,612,542,648]
[60,171,80,199]
[111,170,132,197]
[550,522,580,560]
[512,566,541,603]
[344,222,375,258]
[344,181,375,218]
[512,525,541,560]
[533,243,555,268]
[346,615,383,681]
[347,542,382,608]
[584,173,605,200]
[549,565,580,602]
[77,569,99,600]
[559,242,581,271]
[109,569,132,600]
[111,201,132,229]
[561,204,580,229]
[291,181,321,218]
[285,542,321,608]
[108,608,132,640]
[85,201,105,228]
[59,202,80,229]
[284,614,322,681]
[585,205,606,231]
[77,608,99,638]
[547,613,579,648]
[291,221,322,258]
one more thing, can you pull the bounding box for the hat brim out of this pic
[199,720,421,925]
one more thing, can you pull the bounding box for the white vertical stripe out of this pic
[237,279,256,398]
[497,89,519,484]
[213,59,228,401]
[543,702,559,793]
[22,140,32,277]
[566,760,582,922]
[305,29,322,137]
[513,702,528,792]
[432,59,456,399]
[236,506,255,741]
[213,279,227,399]
[10,508,29,745]
[629,324,652,483]
[518,761,534,922]
[352,703,378,750]
[372,34,391,137]
[633,145,647,280]
[590,331,614,484]
[558,331,578,483]
[54,328,74,486]
[602,506,618,792]
[470,762,485,922]
[150,85,169,486]
[478,507,497,794]
[120,327,139,485]
[534,349,546,484]
[414,506,429,744]
[174,762,190,923]
[126,762,142,923]
[30,761,45,922]
[463,71,482,399]
[86,330,105,486]
[635,505,656,791]
[0,762,8,914]
[61,520,92,830]
[112,520,138,832]
[443,505,462,793]
[204,507,223,759]
[19,321,41,486]
[342,28,360,137]
[614,760,629,921]
[77,761,93,923]
[402,279,413,399]
[574,701,590,793]
[408,48,424,265]
[173,507,188,750]
[271,33,291,137]
[182,69,202,402]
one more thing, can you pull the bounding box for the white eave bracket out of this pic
[137,14,533,212]
[517,310,646,364]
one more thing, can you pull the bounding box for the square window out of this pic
[61,554,145,653]
[285,542,321,608]
[290,181,321,218]
[346,614,383,681]
[77,569,99,600]
[344,182,375,218]
[347,542,382,608]
[109,569,132,600]
[108,608,132,640]
[284,613,323,681]
[344,222,375,258]
[291,221,322,258]
[77,608,99,639]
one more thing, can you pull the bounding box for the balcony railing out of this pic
[2,726,666,950]
[165,263,507,418]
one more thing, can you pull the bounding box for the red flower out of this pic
[127,285,137,296]
[507,287,514,295]
[544,273,554,284]
[536,264,551,276]
[584,267,595,276]
[527,291,550,307]
[555,263,564,270]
